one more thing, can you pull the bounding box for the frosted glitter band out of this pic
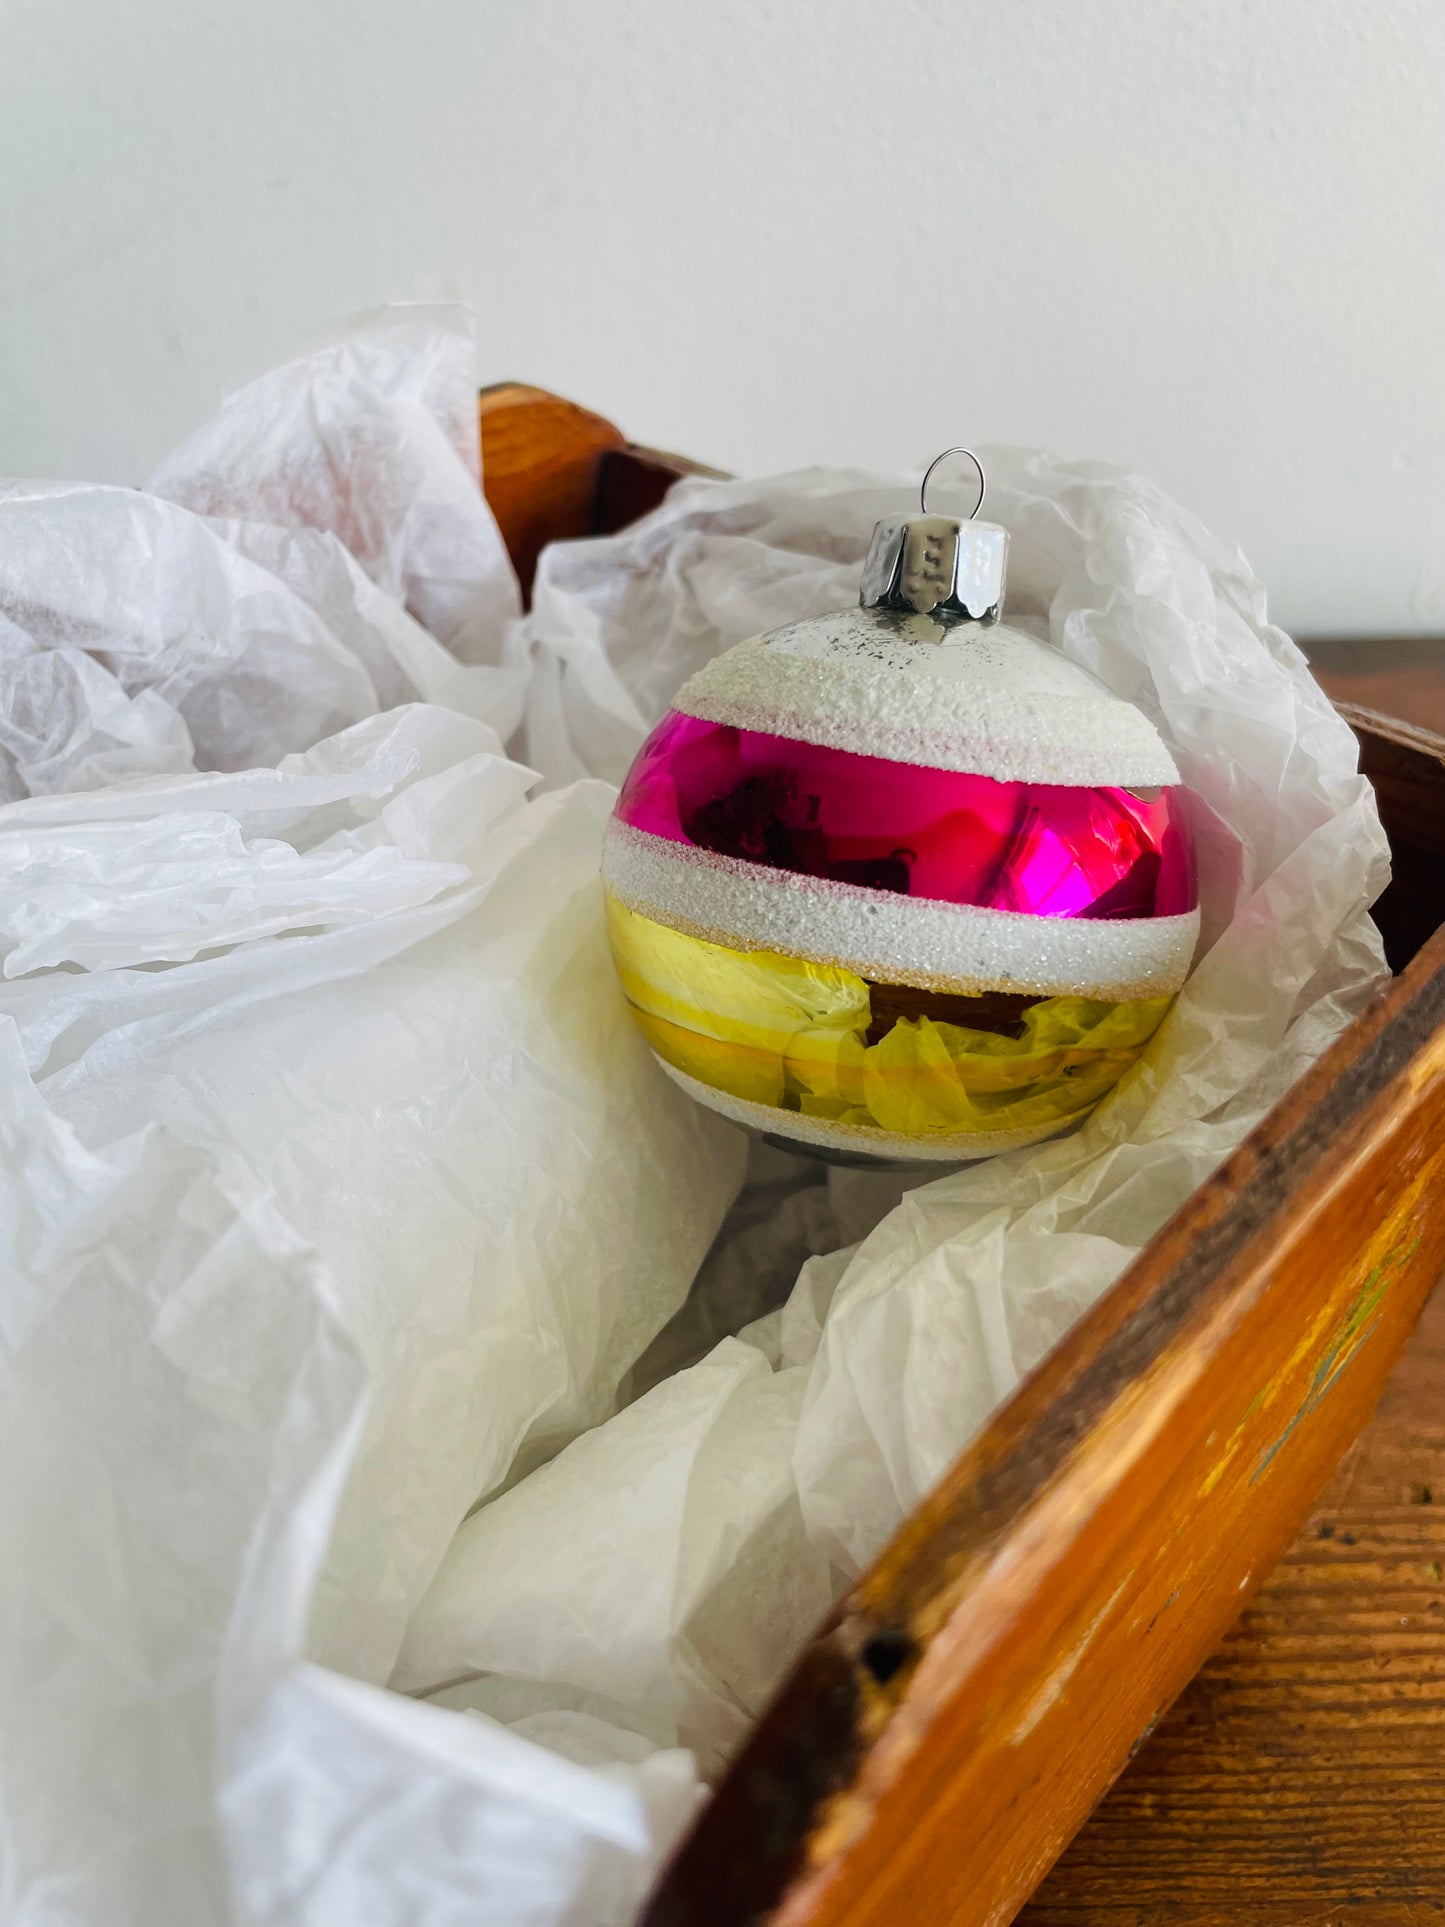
[606,896,1173,1157]
[673,621,1182,788]
[602,819,1200,1000]
[616,711,1196,920]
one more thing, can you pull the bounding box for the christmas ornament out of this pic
[602,450,1199,1165]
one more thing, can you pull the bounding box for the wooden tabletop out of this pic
[1020,642,1445,1927]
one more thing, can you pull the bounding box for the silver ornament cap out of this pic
[859,446,1008,626]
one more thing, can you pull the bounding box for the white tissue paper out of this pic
[0,310,1390,1927]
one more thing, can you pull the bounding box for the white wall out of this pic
[3,0,1443,638]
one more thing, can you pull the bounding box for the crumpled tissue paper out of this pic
[0,310,1390,1927]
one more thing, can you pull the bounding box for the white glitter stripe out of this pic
[674,641,1180,787]
[602,820,1198,1001]
[655,1059,1071,1163]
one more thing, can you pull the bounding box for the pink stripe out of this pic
[615,711,1195,921]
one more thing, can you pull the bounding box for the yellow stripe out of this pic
[605,893,1172,1141]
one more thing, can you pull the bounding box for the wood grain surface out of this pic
[479,383,715,600]
[1019,1276,1445,1926]
[478,381,626,601]
[1306,637,1445,741]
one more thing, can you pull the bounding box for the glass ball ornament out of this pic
[602,452,1198,1166]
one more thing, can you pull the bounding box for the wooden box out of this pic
[479,385,1445,1927]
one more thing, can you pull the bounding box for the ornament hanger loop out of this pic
[920,446,986,521]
